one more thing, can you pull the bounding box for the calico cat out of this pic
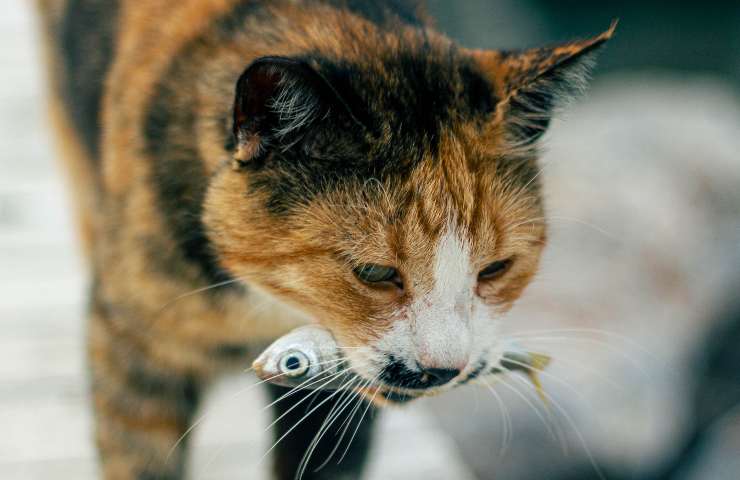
[35,1,614,478]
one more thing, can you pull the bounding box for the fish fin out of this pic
[528,352,552,371]
[526,370,550,408]
[525,352,551,408]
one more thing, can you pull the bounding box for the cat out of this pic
[35,0,614,478]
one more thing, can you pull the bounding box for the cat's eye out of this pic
[478,259,513,281]
[353,264,401,287]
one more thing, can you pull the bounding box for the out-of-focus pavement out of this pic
[2,2,740,480]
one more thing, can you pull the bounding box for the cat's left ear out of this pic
[471,20,617,148]
[231,56,364,167]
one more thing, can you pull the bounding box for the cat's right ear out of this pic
[231,56,360,168]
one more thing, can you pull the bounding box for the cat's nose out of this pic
[420,367,460,387]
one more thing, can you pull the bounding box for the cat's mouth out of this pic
[352,384,423,407]
[354,359,493,406]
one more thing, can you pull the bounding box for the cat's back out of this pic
[38,0,239,162]
[36,0,430,260]
[38,0,429,194]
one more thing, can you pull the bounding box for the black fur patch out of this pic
[59,0,120,160]
[379,354,430,389]
[125,364,200,420]
[330,0,426,27]
[305,50,496,153]
[143,2,269,285]
[145,60,235,287]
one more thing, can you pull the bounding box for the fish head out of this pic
[252,325,341,388]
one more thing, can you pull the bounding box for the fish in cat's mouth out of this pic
[252,325,550,406]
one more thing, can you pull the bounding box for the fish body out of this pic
[253,325,551,399]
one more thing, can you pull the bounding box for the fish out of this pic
[253,325,552,403]
[252,325,351,390]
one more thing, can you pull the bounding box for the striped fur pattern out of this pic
[35,0,613,478]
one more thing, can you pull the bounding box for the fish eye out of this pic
[478,258,513,281]
[353,263,402,288]
[279,351,310,377]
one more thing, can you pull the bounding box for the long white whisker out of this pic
[261,358,349,411]
[501,357,593,407]
[336,374,382,465]
[297,377,365,479]
[313,377,374,471]
[263,367,358,432]
[257,386,350,468]
[509,328,656,359]
[157,275,248,312]
[494,374,559,443]
[165,366,303,462]
[536,385,605,480]
[508,335,653,380]
[548,215,617,240]
[525,353,625,393]
[480,377,512,458]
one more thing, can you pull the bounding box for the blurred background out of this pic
[1,1,739,479]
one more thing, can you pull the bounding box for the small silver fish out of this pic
[253,325,551,399]
[252,325,351,390]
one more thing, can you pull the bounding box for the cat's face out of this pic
[205,24,613,398]
[296,148,545,397]
[207,129,545,396]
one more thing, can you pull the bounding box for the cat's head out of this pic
[205,20,615,399]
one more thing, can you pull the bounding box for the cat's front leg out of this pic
[265,383,377,480]
[88,303,203,480]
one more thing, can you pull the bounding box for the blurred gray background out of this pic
[2,1,739,479]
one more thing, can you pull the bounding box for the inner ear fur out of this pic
[232,56,362,166]
[471,20,617,148]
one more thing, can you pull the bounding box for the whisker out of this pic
[263,367,356,432]
[196,358,363,470]
[501,356,623,414]
[315,375,379,471]
[257,374,361,469]
[540,354,625,392]
[296,384,354,479]
[522,159,552,191]
[333,380,370,439]
[260,358,349,411]
[165,367,302,462]
[509,328,658,362]
[493,374,560,444]
[157,275,249,313]
[532,384,606,480]
[480,377,512,458]
[547,215,617,240]
[297,377,366,478]
[336,374,382,465]
[508,335,653,380]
